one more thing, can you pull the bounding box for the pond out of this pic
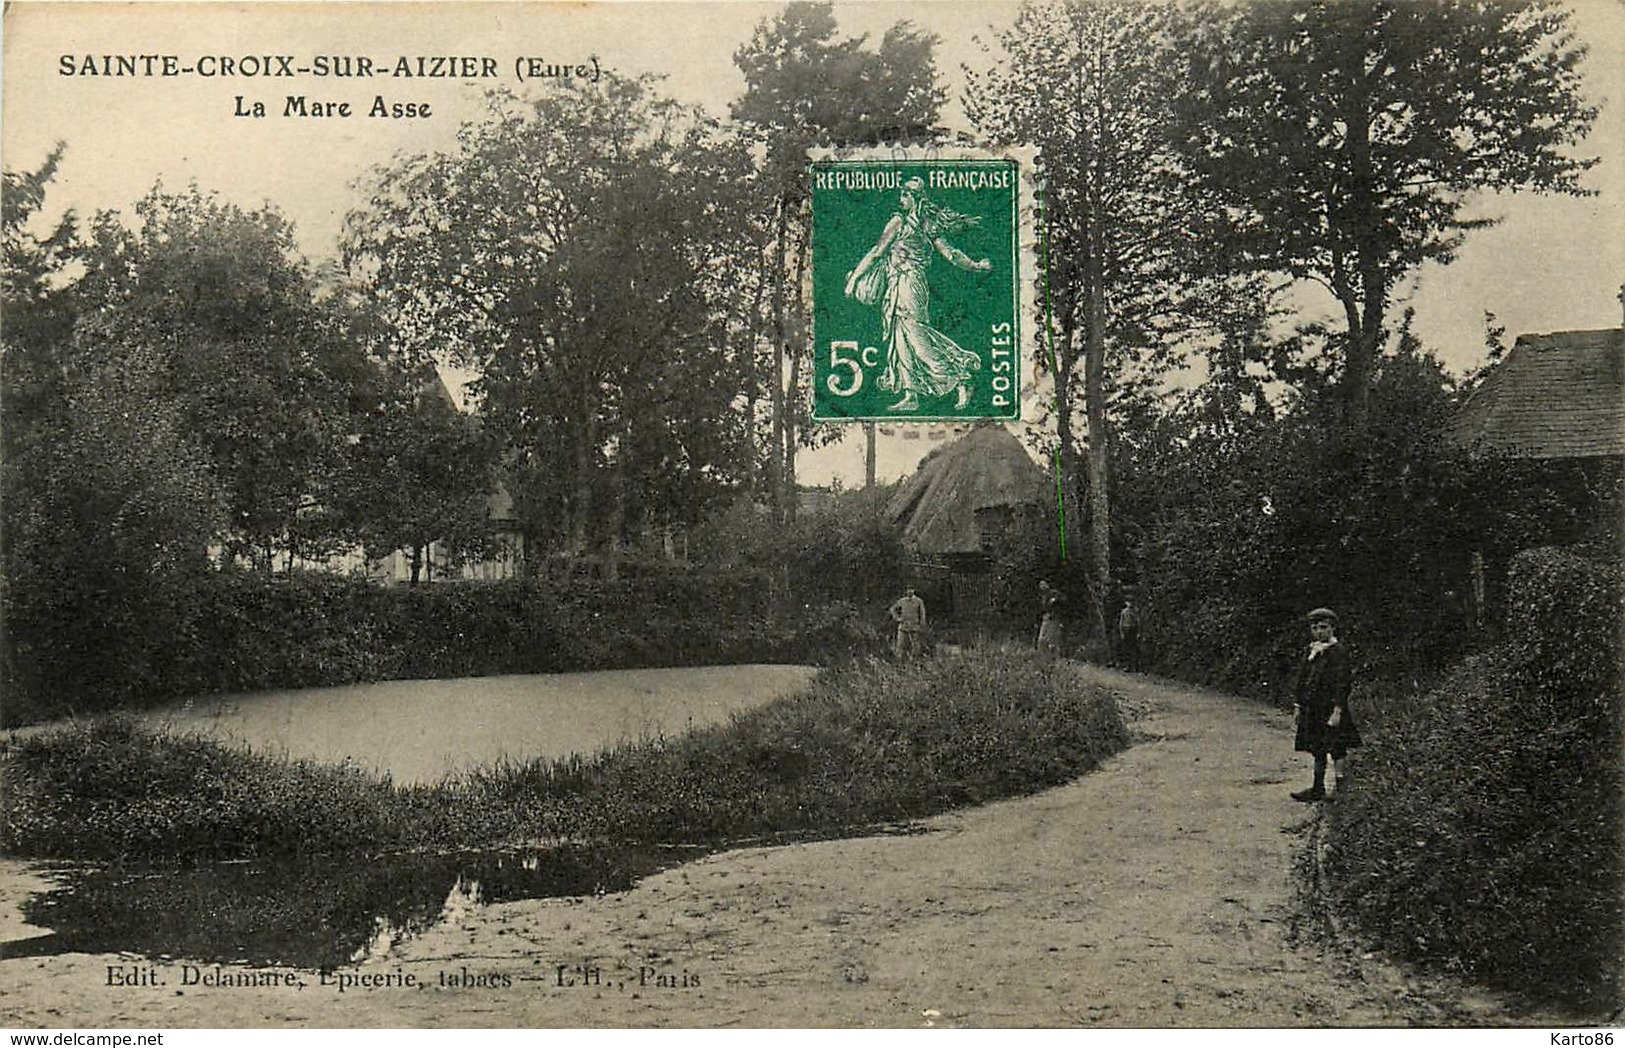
[139,664,818,786]
[3,664,819,968]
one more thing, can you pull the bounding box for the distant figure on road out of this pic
[1117,598,1142,672]
[1291,607,1361,802]
[1036,581,1064,653]
[889,587,927,660]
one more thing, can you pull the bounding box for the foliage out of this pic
[74,185,370,564]
[1,344,226,722]
[1115,329,1592,698]
[545,645,1129,841]
[733,2,944,168]
[1178,0,1599,421]
[344,78,757,559]
[2,646,1128,862]
[965,0,1278,637]
[1320,549,1621,1013]
[0,143,75,312]
[336,362,498,583]
[690,487,909,613]
[0,717,405,861]
[1504,547,1623,711]
[1,142,79,461]
[1,156,231,722]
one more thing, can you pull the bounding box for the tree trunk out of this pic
[1053,290,1083,566]
[409,543,423,586]
[769,195,790,523]
[1083,276,1112,642]
[865,422,876,488]
[783,208,810,522]
[605,470,625,582]
[1341,78,1381,428]
[570,380,595,555]
[1085,28,1115,642]
[742,256,767,501]
[1347,261,1385,428]
[784,357,799,520]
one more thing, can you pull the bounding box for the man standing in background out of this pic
[1118,598,1142,672]
[890,587,927,660]
[1037,581,1064,653]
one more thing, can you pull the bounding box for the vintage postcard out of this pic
[3,0,1622,1036]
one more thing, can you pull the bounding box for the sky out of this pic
[4,0,1623,486]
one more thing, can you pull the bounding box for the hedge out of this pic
[1320,547,1622,1013]
[2,570,886,726]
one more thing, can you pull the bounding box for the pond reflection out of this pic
[6,842,702,970]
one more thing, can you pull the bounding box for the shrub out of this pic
[1116,350,1621,702]
[570,645,1131,840]
[1505,547,1622,709]
[0,717,414,861]
[1320,548,1622,1014]
[689,490,911,611]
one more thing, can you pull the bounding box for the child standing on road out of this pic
[1291,607,1361,802]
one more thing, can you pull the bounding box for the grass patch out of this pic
[2,645,1127,862]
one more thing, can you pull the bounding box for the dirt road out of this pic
[0,665,1567,1028]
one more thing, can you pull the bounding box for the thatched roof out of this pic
[885,423,1049,556]
[1446,328,1625,459]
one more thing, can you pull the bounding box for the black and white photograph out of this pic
[1,0,1621,1033]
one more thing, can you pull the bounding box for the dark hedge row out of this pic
[1320,547,1622,1014]
[2,570,885,727]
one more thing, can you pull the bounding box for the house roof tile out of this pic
[1445,328,1625,459]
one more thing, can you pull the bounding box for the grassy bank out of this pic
[1,645,1128,862]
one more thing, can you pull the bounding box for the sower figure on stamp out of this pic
[844,177,990,412]
[1036,581,1064,653]
[1291,607,1361,802]
[889,586,927,660]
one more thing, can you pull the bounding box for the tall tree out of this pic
[733,1,944,520]
[967,0,1271,638]
[1180,0,1598,424]
[344,78,757,567]
[2,153,226,712]
[1,142,79,463]
[74,186,368,567]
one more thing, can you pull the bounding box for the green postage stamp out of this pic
[809,148,1036,423]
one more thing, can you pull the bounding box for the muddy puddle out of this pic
[4,841,705,970]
